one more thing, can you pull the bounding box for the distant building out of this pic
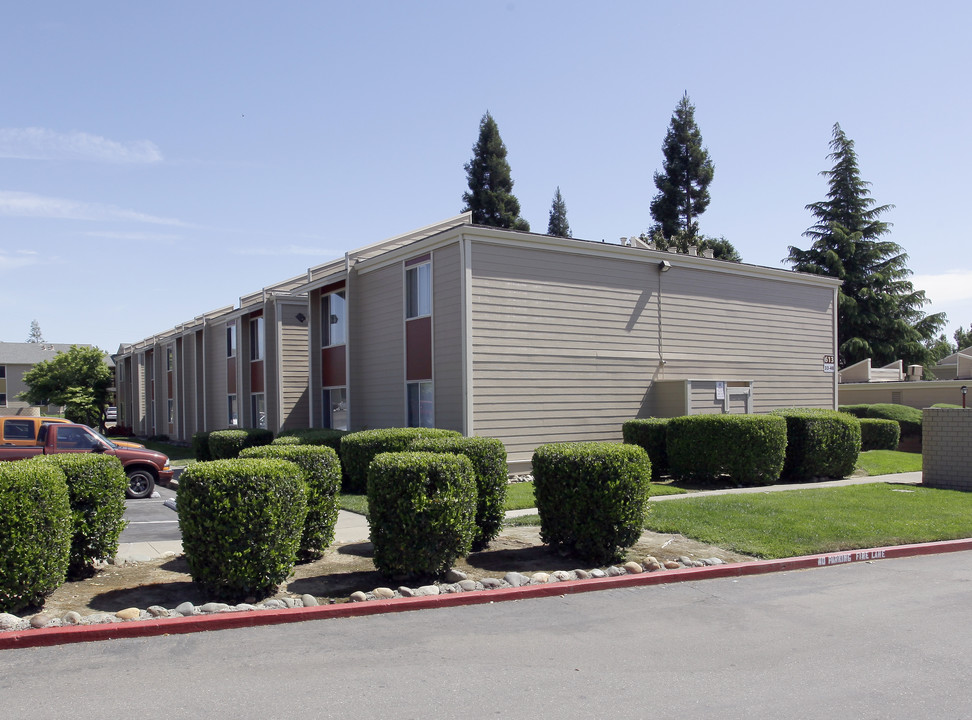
[838,348,972,409]
[0,342,109,416]
[115,214,842,470]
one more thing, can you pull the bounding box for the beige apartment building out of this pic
[115,215,841,469]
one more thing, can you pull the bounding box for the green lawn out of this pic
[645,483,971,559]
[856,449,922,476]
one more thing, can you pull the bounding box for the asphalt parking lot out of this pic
[119,484,180,543]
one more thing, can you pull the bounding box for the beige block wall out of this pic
[922,408,972,490]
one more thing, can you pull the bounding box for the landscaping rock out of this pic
[458,579,478,592]
[116,608,141,621]
[531,572,550,583]
[480,578,502,589]
[664,560,681,570]
[574,569,591,580]
[30,613,56,629]
[398,586,415,598]
[0,613,23,630]
[624,562,644,574]
[300,594,319,607]
[200,603,230,614]
[444,569,467,583]
[590,569,606,578]
[62,611,82,625]
[349,591,368,603]
[417,585,440,597]
[372,587,395,600]
[503,572,531,587]
[175,602,196,616]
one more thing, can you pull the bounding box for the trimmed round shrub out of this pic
[207,428,275,459]
[859,418,901,451]
[667,414,787,486]
[622,418,670,479]
[0,460,72,614]
[409,436,508,551]
[532,442,651,565]
[865,403,922,441]
[838,404,871,418]
[240,444,341,559]
[367,452,476,577]
[770,408,861,481]
[35,454,128,578]
[191,431,213,461]
[177,459,308,601]
[341,427,462,494]
[274,428,348,456]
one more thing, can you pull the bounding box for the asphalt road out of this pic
[118,484,180,543]
[2,550,970,718]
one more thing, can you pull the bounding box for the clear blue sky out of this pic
[2,1,969,354]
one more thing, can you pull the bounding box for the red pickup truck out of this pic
[0,423,173,499]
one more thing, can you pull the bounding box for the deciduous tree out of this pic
[19,345,112,428]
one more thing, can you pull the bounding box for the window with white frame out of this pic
[226,324,237,358]
[166,347,174,372]
[322,291,347,347]
[406,381,433,428]
[250,316,265,361]
[227,395,238,427]
[405,262,431,319]
[167,399,174,424]
[251,393,267,429]
[323,387,348,430]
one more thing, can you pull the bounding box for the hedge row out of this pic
[770,408,861,481]
[859,418,900,451]
[533,442,651,565]
[340,427,462,494]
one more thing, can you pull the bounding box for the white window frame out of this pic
[322,386,348,431]
[250,316,265,361]
[322,290,347,347]
[405,262,432,319]
[251,393,267,429]
[226,324,237,358]
[227,394,238,427]
[406,380,434,428]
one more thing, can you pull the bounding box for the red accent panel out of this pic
[227,359,237,393]
[167,373,173,399]
[321,346,347,387]
[406,316,432,381]
[250,360,265,393]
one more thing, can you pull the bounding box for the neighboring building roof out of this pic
[0,342,96,365]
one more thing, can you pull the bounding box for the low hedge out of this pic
[666,414,787,486]
[770,408,861,481]
[838,404,871,418]
[191,431,213,461]
[0,460,72,614]
[240,445,342,559]
[36,454,128,578]
[340,427,462,494]
[409,436,508,551]
[532,442,651,565]
[621,418,669,479]
[207,428,275,459]
[274,428,348,456]
[367,451,477,577]
[177,459,307,601]
[859,418,901,451]
[865,404,922,440]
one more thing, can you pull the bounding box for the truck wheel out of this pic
[126,468,156,499]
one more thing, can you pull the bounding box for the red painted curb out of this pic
[4,538,971,651]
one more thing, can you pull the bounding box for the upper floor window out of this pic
[322,290,347,347]
[250,316,265,361]
[406,262,431,319]
[226,324,237,358]
[166,347,174,372]
[0,365,6,379]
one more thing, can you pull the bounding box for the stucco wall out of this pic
[922,408,972,490]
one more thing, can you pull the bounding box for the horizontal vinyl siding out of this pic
[433,243,463,432]
[279,303,310,432]
[351,263,404,429]
[205,324,228,430]
[470,241,835,465]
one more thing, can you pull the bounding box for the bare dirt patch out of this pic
[38,526,752,617]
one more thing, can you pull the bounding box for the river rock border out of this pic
[0,555,727,634]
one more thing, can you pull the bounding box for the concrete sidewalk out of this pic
[114,472,924,561]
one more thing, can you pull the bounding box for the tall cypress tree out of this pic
[649,92,714,241]
[787,123,945,368]
[546,186,570,237]
[461,112,529,231]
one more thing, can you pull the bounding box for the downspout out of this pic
[345,251,352,430]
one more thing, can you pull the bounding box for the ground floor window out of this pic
[406,381,433,428]
[251,393,267,429]
[323,387,348,430]
[0,393,6,407]
[228,394,238,427]
[167,399,174,425]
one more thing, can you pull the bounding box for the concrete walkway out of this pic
[114,472,924,562]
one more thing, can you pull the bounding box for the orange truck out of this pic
[0,422,173,499]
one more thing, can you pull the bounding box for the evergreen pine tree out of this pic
[787,123,945,368]
[546,186,571,238]
[26,319,44,343]
[649,92,714,241]
[461,112,529,231]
